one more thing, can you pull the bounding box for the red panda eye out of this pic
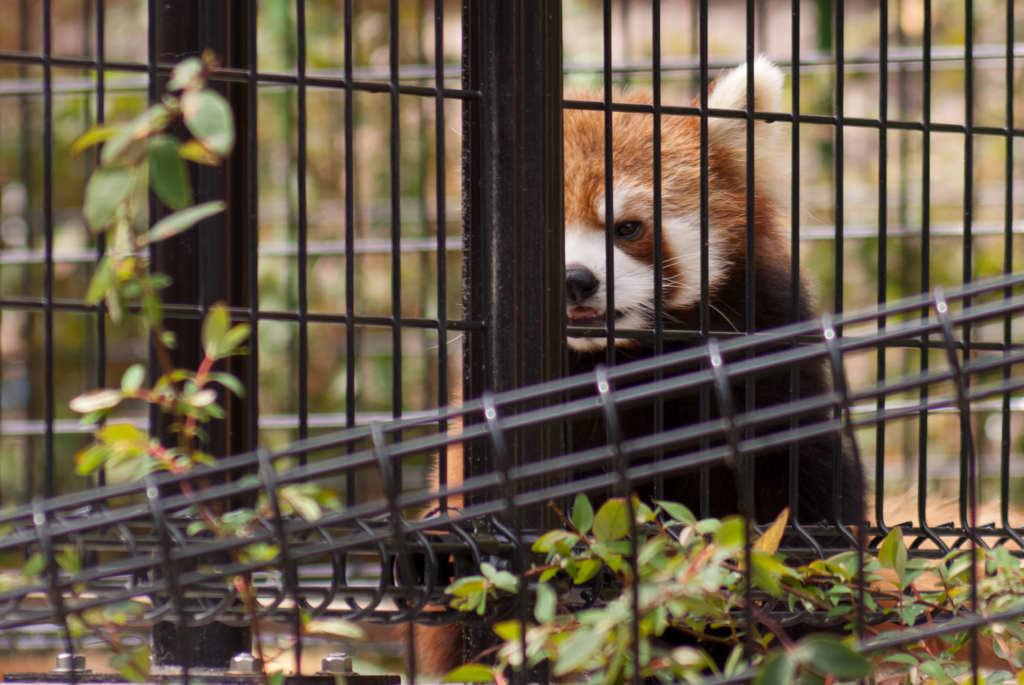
[613,221,643,239]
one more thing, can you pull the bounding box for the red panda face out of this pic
[563,57,789,352]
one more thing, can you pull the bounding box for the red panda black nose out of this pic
[565,266,600,305]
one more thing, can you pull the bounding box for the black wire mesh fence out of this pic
[0,0,1021,682]
[0,273,1022,679]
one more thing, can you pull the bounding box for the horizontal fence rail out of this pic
[0,272,1020,636]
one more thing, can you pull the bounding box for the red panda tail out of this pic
[412,622,464,677]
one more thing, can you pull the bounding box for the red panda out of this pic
[414,57,866,675]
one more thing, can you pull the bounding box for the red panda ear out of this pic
[705,55,784,155]
[700,56,790,210]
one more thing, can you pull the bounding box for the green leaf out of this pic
[539,567,558,583]
[137,200,225,246]
[534,582,556,623]
[222,323,251,352]
[918,660,953,684]
[715,516,746,549]
[882,653,920,666]
[101,104,171,165]
[182,90,236,156]
[443,664,496,683]
[74,443,111,476]
[57,547,81,573]
[23,552,45,579]
[142,293,164,329]
[574,558,603,585]
[167,57,204,91]
[149,135,192,210]
[71,123,124,156]
[83,166,134,231]
[753,650,796,685]
[654,500,696,525]
[750,551,783,597]
[491,620,521,642]
[802,636,870,680]
[593,499,629,543]
[282,488,321,522]
[201,302,230,359]
[447,577,487,597]
[69,388,124,414]
[306,619,366,640]
[86,257,115,305]
[879,526,908,585]
[489,571,519,594]
[208,372,245,398]
[178,139,222,165]
[553,627,605,676]
[532,529,579,553]
[110,645,150,682]
[186,520,208,536]
[121,363,146,394]
[573,493,594,535]
[97,422,146,444]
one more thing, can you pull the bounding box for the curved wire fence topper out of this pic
[0,271,1021,631]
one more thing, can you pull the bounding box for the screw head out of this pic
[52,653,87,673]
[321,653,353,674]
[229,652,264,674]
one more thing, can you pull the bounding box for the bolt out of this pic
[228,652,264,674]
[321,653,353,674]
[52,653,87,673]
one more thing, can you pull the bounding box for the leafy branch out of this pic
[443,493,1024,685]
[0,52,361,681]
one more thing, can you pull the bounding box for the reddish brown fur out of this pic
[562,88,790,294]
[411,70,821,677]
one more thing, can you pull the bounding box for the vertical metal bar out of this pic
[742,1,757,661]
[148,0,255,669]
[830,0,845,528]
[917,0,935,547]
[707,343,752,659]
[295,0,309,450]
[933,290,980,685]
[482,394,527,685]
[42,0,54,499]
[388,0,404,440]
[698,0,710,519]
[788,0,820,554]
[603,0,616,361]
[434,0,449,514]
[461,0,563,502]
[875,0,889,534]
[959,0,975,535]
[832,0,843,322]
[460,0,563,662]
[651,0,664,502]
[593,370,639,685]
[743,0,756,536]
[1000,0,1021,547]
[18,0,36,501]
[93,0,108,489]
[33,501,77,684]
[247,0,259,451]
[343,0,357,506]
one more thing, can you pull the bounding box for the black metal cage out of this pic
[0,0,1021,683]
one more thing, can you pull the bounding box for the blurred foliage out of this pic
[445,495,1024,685]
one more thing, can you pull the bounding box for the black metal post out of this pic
[147,1,253,670]
[461,0,564,664]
